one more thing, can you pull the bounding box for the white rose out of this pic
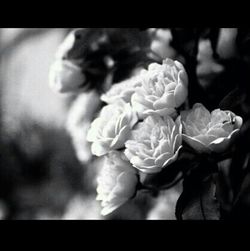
[96,151,138,216]
[131,58,188,119]
[181,103,243,153]
[87,100,138,157]
[125,115,182,174]
[101,75,142,104]
[49,60,86,93]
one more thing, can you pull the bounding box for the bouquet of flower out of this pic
[86,58,243,217]
[49,28,250,220]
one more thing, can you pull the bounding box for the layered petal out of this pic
[131,58,188,119]
[125,115,182,173]
[96,151,138,216]
[181,103,243,153]
[87,101,138,156]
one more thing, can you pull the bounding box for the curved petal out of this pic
[136,165,162,174]
[144,108,177,118]
[91,142,110,156]
[111,126,131,149]
[182,134,210,153]
[209,129,240,153]
[101,199,127,216]
[163,145,182,167]
[155,152,172,166]
[234,116,243,129]
[112,172,138,198]
[174,83,188,108]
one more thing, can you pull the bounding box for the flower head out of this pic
[131,58,188,119]
[101,75,142,104]
[181,103,243,153]
[125,115,182,174]
[49,60,86,93]
[87,100,138,156]
[96,151,138,216]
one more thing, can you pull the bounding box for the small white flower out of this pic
[101,75,142,104]
[125,115,182,174]
[181,103,243,153]
[49,60,86,93]
[131,58,188,119]
[87,100,138,156]
[96,151,138,216]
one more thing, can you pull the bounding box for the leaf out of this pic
[176,176,220,220]
[175,162,220,220]
[139,148,196,190]
[219,87,245,111]
[214,161,233,213]
[229,171,250,220]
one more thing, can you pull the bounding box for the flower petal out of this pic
[174,83,188,108]
[183,134,210,153]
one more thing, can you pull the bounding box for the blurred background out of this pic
[0,28,158,220]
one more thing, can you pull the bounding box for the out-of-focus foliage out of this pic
[0,28,154,220]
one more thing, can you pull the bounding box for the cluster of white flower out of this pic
[87,58,243,216]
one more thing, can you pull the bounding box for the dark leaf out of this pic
[139,148,196,190]
[236,28,250,62]
[214,160,234,216]
[176,175,220,220]
[226,120,250,201]
[175,160,220,220]
[229,171,250,220]
[219,87,245,111]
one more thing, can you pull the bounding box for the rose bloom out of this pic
[49,60,86,93]
[181,103,243,153]
[87,100,138,157]
[131,58,188,119]
[101,75,142,104]
[96,151,138,216]
[125,115,182,174]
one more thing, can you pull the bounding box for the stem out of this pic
[200,192,206,220]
